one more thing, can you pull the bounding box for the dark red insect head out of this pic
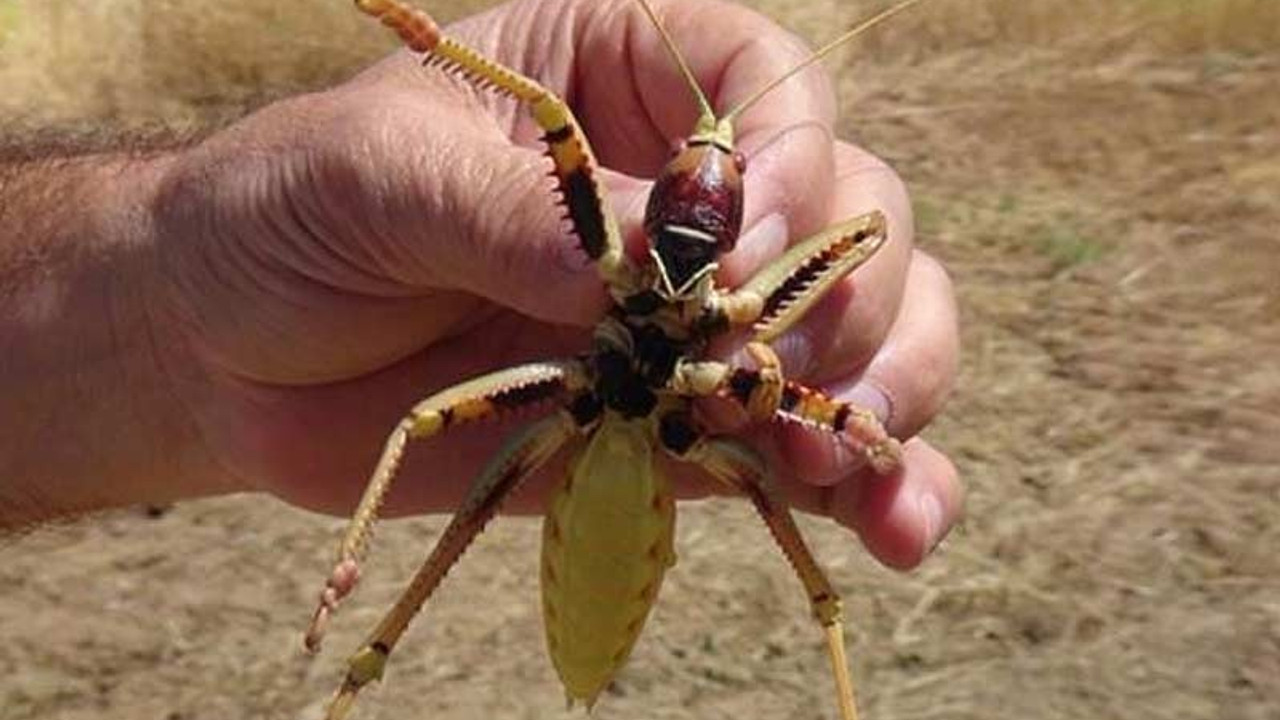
[643,141,745,296]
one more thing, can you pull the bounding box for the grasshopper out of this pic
[305,1,926,718]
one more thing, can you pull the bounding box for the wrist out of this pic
[0,150,233,529]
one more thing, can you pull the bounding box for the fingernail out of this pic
[918,489,945,555]
[728,331,814,378]
[740,212,789,249]
[831,378,893,426]
[733,212,789,278]
[769,330,815,378]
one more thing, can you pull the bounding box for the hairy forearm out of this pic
[0,146,225,529]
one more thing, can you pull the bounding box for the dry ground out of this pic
[2,1,1277,719]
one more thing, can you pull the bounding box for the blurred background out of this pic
[1,1,1276,718]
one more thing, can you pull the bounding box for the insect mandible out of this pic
[305,0,927,718]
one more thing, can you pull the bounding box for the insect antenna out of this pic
[634,0,718,137]
[722,0,929,125]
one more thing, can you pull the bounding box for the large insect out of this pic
[304,1,925,718]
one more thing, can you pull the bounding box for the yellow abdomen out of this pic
[541,415,676,707]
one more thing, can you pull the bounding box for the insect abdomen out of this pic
[541,415,676,707]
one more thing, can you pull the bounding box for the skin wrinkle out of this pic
[172,177,309,382]
[150,346,256,502]
[769,326,818,380]
[611,2,669,172]
[257,182,449,373]
[566,0,668,173]
[478,162,553,306]
[103,240,185,493]
[341,120,425,286]
[135,221,248,502]
[285,155,401,298]
[261,161,353,294]
[593,3,665,167]
[220,179,313,311]
[792,279,870,383]
[2,155,227,524]
[367,119,468,289]
[400,117,466,289]
[274,104,407,292]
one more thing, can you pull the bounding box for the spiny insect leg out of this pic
[668,341,782,421]
[323,411,582,720]
[696,361,906,474]
[354,0,640,296]
[305,360,587,652]
[660,427,861,720]
[717,211,888,342]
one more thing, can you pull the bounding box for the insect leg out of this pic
[305,359,588,651]
[354,0,640,297]
[672,356,901,475]
[716,212,888,342]
[324,409,585,720]
[657,422,861,720]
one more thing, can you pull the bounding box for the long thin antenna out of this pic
[635,0,716,127]
[723,0,927,125]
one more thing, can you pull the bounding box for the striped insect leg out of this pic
[671,307,900,473]
[323,411,581,720]
[305,360,587,651]
[668,341,784,422]
[716,212,888,342]
[678,436,862,720]
[722,367,902,475]
[353,0,640,296]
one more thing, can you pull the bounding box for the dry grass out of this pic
[832,2,1280,718]
[3,0,1275,125]
[2,1,1277,719]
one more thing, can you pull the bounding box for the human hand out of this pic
[145,0,961,569]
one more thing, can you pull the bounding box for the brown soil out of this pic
[2,1,1277,719]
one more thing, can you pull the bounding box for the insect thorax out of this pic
[589,313,690,419]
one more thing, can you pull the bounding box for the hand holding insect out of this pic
[154,0,959,566]
[144,0,960,715]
